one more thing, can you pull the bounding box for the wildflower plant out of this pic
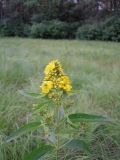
[6,60,110,160]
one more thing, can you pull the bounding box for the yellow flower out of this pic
[44,60,56,75]
[41,60,72,96]
[58,75,72,92]
[63,84,72,92]
[41,81,53,94]
[44,60,63,76]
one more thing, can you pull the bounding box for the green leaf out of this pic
[68,113,111,123]
[6,122,41,142]
[24,144,53,160]
[67,117,78,129]
[19,90,44,98]
[65,139,90,153]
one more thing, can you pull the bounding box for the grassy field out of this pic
[0,38,120,160]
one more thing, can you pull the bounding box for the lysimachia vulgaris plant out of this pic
[6,60,110,160]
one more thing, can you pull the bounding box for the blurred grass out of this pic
[0,38,120,160]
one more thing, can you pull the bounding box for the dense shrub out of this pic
[0,18,24,37]
[68,22,81,38]
[1,15,120,41]
[23,25,31,37]
[0,19,80,39]
[45,20,69,39]
[30,20,79,39]
[76,24,102,40]
[76,16,120,42]
[102,17,120,41]
[0,19,14,36]
[30,23,48,38]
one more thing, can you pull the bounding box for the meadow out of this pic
[0,38,120,160]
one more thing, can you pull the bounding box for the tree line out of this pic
[0,0,120,41]
[0,0,120,22]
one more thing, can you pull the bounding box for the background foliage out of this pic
[0,0,120,41]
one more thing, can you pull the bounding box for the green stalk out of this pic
[56,103,60,160]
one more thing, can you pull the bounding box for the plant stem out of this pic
[56,104,60,160]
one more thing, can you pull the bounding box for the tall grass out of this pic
[0,38,120,160]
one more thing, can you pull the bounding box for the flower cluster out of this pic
[40,60,72,96]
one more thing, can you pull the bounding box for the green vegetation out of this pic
[76,16,120,42]
[0,0,120,41]
[1,16,120,41]
[0,38,120,160]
